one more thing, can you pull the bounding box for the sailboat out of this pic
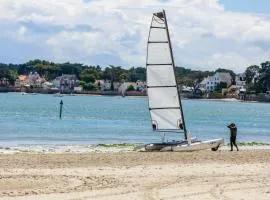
[136,10,224,152]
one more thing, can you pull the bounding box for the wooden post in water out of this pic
[59,100,63,119]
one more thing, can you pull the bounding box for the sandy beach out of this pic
[0,150,270,200]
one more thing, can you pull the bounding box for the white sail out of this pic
[146,11,185,132]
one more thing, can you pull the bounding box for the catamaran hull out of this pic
[135,138,224,152]
[145,141,184,152]
[162,138,224,152]
[142,138,200,151]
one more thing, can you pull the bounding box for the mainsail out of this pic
[146,10,187,139]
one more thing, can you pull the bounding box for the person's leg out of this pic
[230,137,233,151]
[231,136,239,151]
[233,137,239,151]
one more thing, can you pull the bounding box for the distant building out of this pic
[15,75,29,88]
[102,80,112,91]
[235,73,246,90]
[0,77,10,87]
[15,72,45,88]
[95,80,104,90]
[74,86,83,92]
[119,82,135,93]
[28,72,45,87]
[42,81,53,89]
[14,79,21,88]
[136,81,147,92]
[53,74,79,93]
[118,81,146,93]
[96,80,120,91]
[200,72,232,92]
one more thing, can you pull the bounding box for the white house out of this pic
[14,79,21,88]
[118,82,129,93]
[53,74,79,92]
[15,75,29,88]
[74,86,83,92]
[136,81,147,92]
[200,72,232,92]
[118,82,137,93]
[235,73,246,89]
[15,72,45,88]
[95,80,120,91]
[28,72,45,87]
[42,81,53,89]
[0,77,10,87]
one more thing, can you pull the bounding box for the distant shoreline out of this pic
[1,89,269,103]
[0,88,148,96]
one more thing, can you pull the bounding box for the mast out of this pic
[163,10,187,140]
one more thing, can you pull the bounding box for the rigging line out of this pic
[146,63,172,66]
[154,130,185,133]
[147,85,177,88]
[148,41,168,44]
[150,26,166,29]
[149,107,181,110]
[163,9,187,140]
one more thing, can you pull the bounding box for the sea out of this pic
[0,93,270,148]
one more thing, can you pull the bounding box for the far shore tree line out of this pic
[0,59,269,93]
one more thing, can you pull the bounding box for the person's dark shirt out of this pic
[229,127,237,137]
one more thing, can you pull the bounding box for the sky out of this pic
[0,0,269,72]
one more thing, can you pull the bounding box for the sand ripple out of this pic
[0,150,270,200]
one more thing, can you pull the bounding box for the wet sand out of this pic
[0,150,270,200]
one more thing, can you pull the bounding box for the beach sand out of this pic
[0,150,270,200]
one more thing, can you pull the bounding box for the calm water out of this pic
[0,93,270,145]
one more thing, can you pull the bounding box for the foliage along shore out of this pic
[230,142,270,146]
[1,59,269,93]
[0,142,269,154]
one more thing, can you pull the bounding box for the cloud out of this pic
[0,0,269,72]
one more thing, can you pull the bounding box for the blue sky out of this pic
[0,0,269,72]
[220,0,270,14]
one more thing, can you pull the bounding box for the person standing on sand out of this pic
[227,123,239,151]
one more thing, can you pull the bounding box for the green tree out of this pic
[35,63,60,80]
[245,65,261,93]
[245,65,260,84]
[0,67,18,85]
[215,82,227,92]
[84,83,97,91]
[79,81,87,88]
[103,65,125,82]
[258,61,270,92]
[120,73,129,82]
[59,62,82,77]
[79,74,95,83]
[81,66,102,80]
[128,67,146,82]
[127,84,135,91]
